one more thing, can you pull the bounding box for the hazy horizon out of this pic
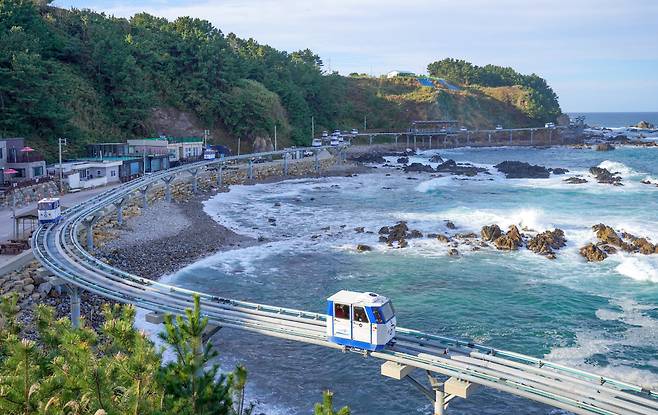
[53,0,658,113]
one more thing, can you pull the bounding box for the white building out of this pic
[386,70,416,79]
[55,160,123,189]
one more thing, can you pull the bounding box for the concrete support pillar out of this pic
[413,135,417,149]
[139,185,150,208]
[116,205,123,225]
[509,130,513,144]
[549,128,553,145]
[86,221,94,250]
[369,135,373,146]
[283,152,289,175]
[314,151,320,174]
[434,388,445,415]
[162,176,174,203]
[429,136,432,149]
[466,131,470,145]
[69,286,80,329]
[217,163,224,186]
[395,135,399,146]
[488,133,492,144]
[406,135,410,147]
[248,160,254,181]
[530,129,534,145]
[188,169,199,194]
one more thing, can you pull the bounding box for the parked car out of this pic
[495,125,503,130]
[332,130,341,136]
[545,122,556,128]
[459,127,468,132]
[350,128,358,135]
[322,130,328,137]
[312,138,322,147]
[303,150,314,157]
[330,137,340,146]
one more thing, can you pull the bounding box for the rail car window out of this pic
[372,308,384,324]
[353,306,369,323]
[380,302,395,322]
[334,303,349,320]
[38,202,53,210]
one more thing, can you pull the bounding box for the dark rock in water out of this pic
[379,235,387,243]
[407,229,423,239]
[354,227,365,233]
[550,168,569,175]
[273,202,281,207]
[397,156,409,164]
[398,239,409,248]
[445,221,456,229]
[589,167,623,186]
[320,226,330,231]
[429,154,444,163]
[378,226,390,235]
[595,143,615,151]
[406,177,419,180]
[455,232,477,239]
[494,161,550,179]
[448,248,460,257]
[641,180,653,185]
[635,120,656,129]
[564,176,588,184]
[427,233,438,238]
[527,229,567,259]
[349,154,386,163]
[493,225,524,250]
[436,234,451,243]
[580,243,607,262]
[592,223,625,247]
[436,159,487,177]
[404,162,434,173]
[610,135,630,143]
[356,244,372,252]
[481,224,502,242]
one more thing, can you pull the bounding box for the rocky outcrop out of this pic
[589,167,623,186]
[494,161,551,179]
[481,224,502,241]
[564,176,588,184]
[549,168,569,175]
[429,154,444,163]
[581,224,658,260]
[356,244,372,252]
[526,229,566,259]
[397,156,409,164]
[403,162,434,173]
[635,121,656,129]
[595,143,615,151]
[580,243,607,262]
[349,154,387,163]
[493,225,524,250]
[435,159,487,177]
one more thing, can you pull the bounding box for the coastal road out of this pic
[32,147,658,415]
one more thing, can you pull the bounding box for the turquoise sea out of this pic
[162,145,658,414]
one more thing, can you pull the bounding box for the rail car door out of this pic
[352,306,371,344]
[332,303,351,339]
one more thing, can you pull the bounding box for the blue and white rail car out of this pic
[326,290,396,351]
[37,198,62,225]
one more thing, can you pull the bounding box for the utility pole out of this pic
[274,123,277,151]
[58,137,67,194]
[311,116,315,141]
[203,129,209,148]
[364,115,367,131]
[237,138,241,156]
[143,144,147,175]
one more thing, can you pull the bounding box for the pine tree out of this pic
[314,390,350,415]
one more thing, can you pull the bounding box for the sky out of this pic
[53,0,658,112]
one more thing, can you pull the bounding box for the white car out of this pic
[350,128,358,135]
[322,130,328,137]
[330,137,340,146]
[332,130,341,136]
[545,122,555,128]
[459,127,468,132]
[495,125,503,130]
[312,138,322,147]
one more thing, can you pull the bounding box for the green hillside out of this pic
[0,1,562,161]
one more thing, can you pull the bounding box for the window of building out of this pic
[14,168,25,178]
[32,166,43,177]
[0,147,3,159]
[353,306,369,323]
[334,303,350,320]
[111,170,116,177]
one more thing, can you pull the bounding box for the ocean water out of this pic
[568,112,658,128]
[163,146,658,414]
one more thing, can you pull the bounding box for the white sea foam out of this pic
[615,256,658,283]
[547,298,658,390]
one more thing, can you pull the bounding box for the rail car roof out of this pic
[328,290,390,307]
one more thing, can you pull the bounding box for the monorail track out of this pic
[32,148,658,415]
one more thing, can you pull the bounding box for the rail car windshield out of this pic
[372,302,395,323]
[38,201,58,210]
[353,306,369,323]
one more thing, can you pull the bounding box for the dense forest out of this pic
[0,1,562,161]
[427,58,561,122]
